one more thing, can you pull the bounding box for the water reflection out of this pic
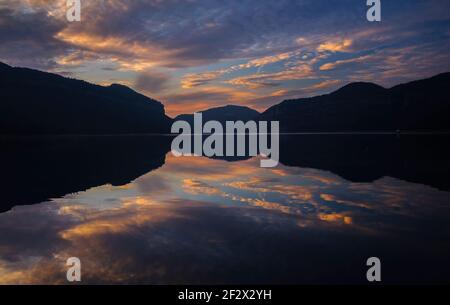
[0,136,171,212]
[0,135,450,284]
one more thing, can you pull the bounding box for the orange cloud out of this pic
[237,51,299,69]
[318,213,353,225]
[182,179,222,195]
[319,55,371,71]
[180,51,301,89]
[54,31,174,71]
[309,79,341,90]
[227,63,314,89]
[164,154,261,181]
[163,86,260,116]
[317,39,352,52]
[181,71,226,89]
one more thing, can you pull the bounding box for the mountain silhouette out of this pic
[2,61,449,134]
[175,105,260,126]
[260,73,450,132]
[0,62,172,134]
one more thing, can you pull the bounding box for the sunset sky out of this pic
[1,0,449,117]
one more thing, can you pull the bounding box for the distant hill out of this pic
[175,105,260,126]
[260,73,450,132]
[0,62,172,134]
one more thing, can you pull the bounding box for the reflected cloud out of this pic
[318,213,353,225]
[1,150,450,284]
[183,179,223,196]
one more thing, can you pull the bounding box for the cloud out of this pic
[180,50,303,89]
[236,51,300,69]
[0,0,384,71]
[227,63,315,89]
[182,179,223,196]
[245,79,342,110]
[0,6,67,69]
[1,0,450,114]
[319,55,371,71]
[317,39,353,53]
[134,70,171,94]
[163,86,259,116]
[318,213,353,225]
[181,71,226,89]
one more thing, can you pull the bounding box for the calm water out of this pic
[0,135,450,284]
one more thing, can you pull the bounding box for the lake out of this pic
[0,135,450,284]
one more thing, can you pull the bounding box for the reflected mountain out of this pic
[0,136,171,213]
[279,134,450,191]
[1,134,450,213]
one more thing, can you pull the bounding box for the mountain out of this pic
[0,62,172,134]
[260,73,450,132]
[2,61,448,134]
[175,105,260,126]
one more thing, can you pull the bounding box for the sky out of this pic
[1,0,449,117]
